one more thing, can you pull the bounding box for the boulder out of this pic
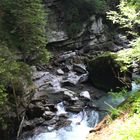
[56,69,64,75]
[22,118,45,131]
[63,90,78,101]
[61,71,88,86]
[66,100,85,113]
[26,103,45,120]
[66,106,83,113]
[73,64,87,74]
[88,53,132,91]
[43,111,55,120]
[80,91,91,100]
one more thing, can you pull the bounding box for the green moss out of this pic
[88,52,132,91]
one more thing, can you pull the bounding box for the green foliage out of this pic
[0,85,7,107]
[0,0,50,137]
[110,108,122,120]
[109,88,128,99]
[107,0,140,30]
[0,42,32,137]
[62,0,108,37]
[0,0,50,63]
[111,114,140,140]
[0,45,32,100]
[111,91,140,140]
[107,0,140,70]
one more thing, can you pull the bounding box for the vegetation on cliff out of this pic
[0,0,50,138]
[107,0,140,66]
[0,0,140,139]
[88,0,140,139]
[62,0,108,37]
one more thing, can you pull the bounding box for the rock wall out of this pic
[45,0,127,53]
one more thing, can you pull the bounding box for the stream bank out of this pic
[18,47,139,140]
[15,1,138,139]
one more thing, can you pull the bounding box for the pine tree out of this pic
[0,0,50,63]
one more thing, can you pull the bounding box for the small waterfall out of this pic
[25,102,99,140]
[56,102,67,115]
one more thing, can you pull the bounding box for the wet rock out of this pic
[45,104,58,112]
[66,100,85,113]
[63,90,78,101]
[22,118,45,131]
[55,119,72,130]
[42,117,59,126]
[26,103,45,120]
[80,91,91,100]
[56,69,64,75]
[88,53,132,91]
[58,113,69,118]
[43,111,55,120]
[66,106,83,113]
[73,64,87,74]
[45,106,50,111]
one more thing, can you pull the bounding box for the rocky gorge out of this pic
[0,0,140,140]
[18,1,134,138]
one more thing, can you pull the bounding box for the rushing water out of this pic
[23,81,140,140]
[25,102,99,140]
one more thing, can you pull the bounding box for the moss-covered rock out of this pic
[88,53,132,91]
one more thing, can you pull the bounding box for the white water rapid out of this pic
[25,102,99,140]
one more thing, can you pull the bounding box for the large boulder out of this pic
[88,53,132,91]
[26,102,45,120]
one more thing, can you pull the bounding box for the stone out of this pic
[88,53,132,91]
[55,119,72,130]
[90,17,104,35]
[32,71,49,81]
[63,90,78,101]
[26,103,45,120]
[45,104,58,112]
[62,65,72,72]
[48,31,68,43]
[66,100,85,113]
[56,69,64,75]
[80,91,91,100]
[43,111,55,120]
[61,71,88,86]
[59,113,69,118]
[66,106,83,113]
[114,34,129,47]
[22,118,45,131]
[73,64,87,74]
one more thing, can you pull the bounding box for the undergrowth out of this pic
[109,90,140,140]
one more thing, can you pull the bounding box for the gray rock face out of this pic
[45,0,120,53]
[48,31,68,43]
[90,16,104,35]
